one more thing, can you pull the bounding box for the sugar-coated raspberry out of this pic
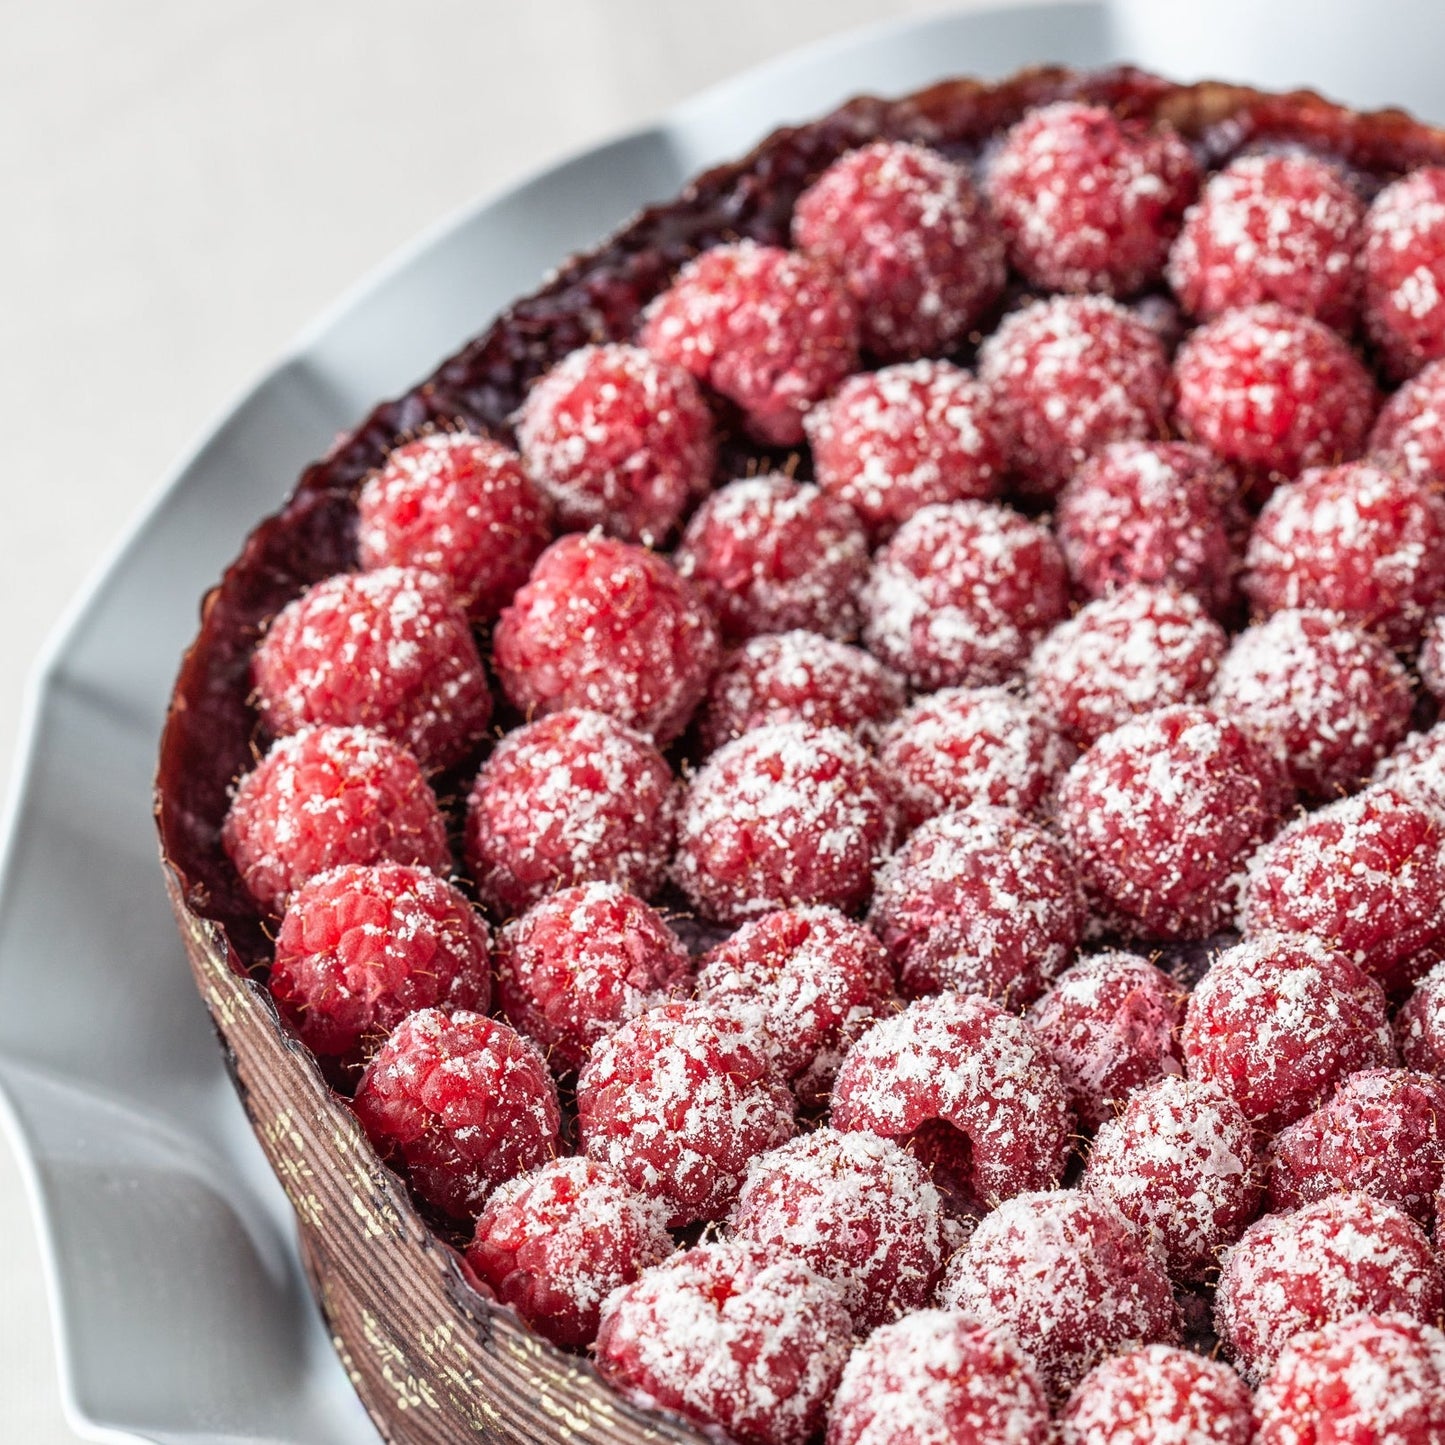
[1363,166,1445,378]
[351,1008,561,1221]
[673,722,895,925]
[791,140,1005,361]
[1215,1192,1445,1383]
[1243,460,1445,649]
[673,474,869,642]
[827,1310,1052,1445]
[1055,705,1290,941]
[355,431,552,622]
[939,1190,1178,1402]
[1398,959,1445,1075]
[492,533,719,744]
[576,1001,795,1226]
[252,567,491,771]
[1373,723,1445,814]
[868,806,1084,1005]
[978,295,1174,495]
[987,101,1200,297]
[861,501,1070,691]
[640,240,860,447]
[463,709,677,919]
[1421,613,1445,697]
[1369,357,1445,485]
[697,907,896,1110]
[466,1157,672,1348]
[1027,952,1186,1132]
[804,361,1005,543]
[223,726,451,914]
[595,1240,852,1445]
[1182,934,1395,1134]
[270,864,490,1065]
[1028,586,1228,749]
[831,992,1073,1213]
[1174,304,1377,483]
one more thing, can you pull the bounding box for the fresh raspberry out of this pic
[674,474,869,642]
[831,992,1074,1213]
[223,726,451,914]
[576,1001,795,1226]
[696,907,896,1110]
[804,361,1005,542]
[827,1310,1052,1445]
[861,501,1070,691]
[672,722,896,925]
[251,567,491,771]
[493,884,692,1076]
[594,1240,851,1445]
[1181,934,1395,1133]
[1243,460,1445,649]
[351,1008,561,1221]
[729,1128,947,1329]
[270,864,490,1065]
[355,431,552,622]
[1369,357,1445,482]
[987,101,1200,297]
[1363,165,1445,378]
[1174,304,1377,484]
[939,1190,1178,1402]
[1055,705,1290,941]
[1373,723,1445,814]
[1215,1193,1445,1383]
[1055,440,1246,617]
[696,631,905,755]
[466,1157,672,1348]
[1028,586,1228,749]
[1398,959,1445,1075]
[867,806,1084,1005]
[978,295,1174,495]
[1421,613,1445,697]
[639,240,860,447]
[791,140,1005,361]
[1027,951,1186,1132]
[492,532,719,744]
[463,709,677,919]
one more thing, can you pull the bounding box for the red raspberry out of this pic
[271,864,490,1065]
[1055,705,1290,941]
[978,295,1174,495]
[1062,1346,1255,1445]
[1181,934,1395,1133]
[672,722,896,925]
[831,992,1074,1213]
[987,101,1200,297]
[1369,357,1445,483]
[1027,951,1186,1132]
[492,533,719,744]
[827,1310,1052,1445]
[223,726,451,914]
[791,140,1005,361]
[1373,723,1445,814]
[939,1190,1178,1402]
[696,906,896,1110]
[595,1240,851,1445]
[639,240,860,447]
[252,567,491,772]
[1174,304,1377,484]
[355,432,551,622]
[868,806,1084,1005]
[674,474,869,642]
[1399,959,1445,1075]
[463,709,677,919]
[351,1008,561,1221]
[861,501,1070,691]
[576,1001,795,1226]
[1421,613,1445,697]
[1028,586,1228,749]
[804,361,1005,543]
[1363,166,1445,378]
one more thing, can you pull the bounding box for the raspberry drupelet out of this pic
[1369,357,1445,483]
[861,501,1070,692]
[639,240,860,447]
[491,532,719,744]
[251,567,492,772]
[350,1008,561,1222]
[1363,165,1445,378]
[1398,959,1445,1075]
[223,726,452,915]
[1373,722,1445,814]
[791,140,1006,361]
[355,431,552,622]
[463,709,677,919]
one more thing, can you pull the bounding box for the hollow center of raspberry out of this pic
[907,1118,979,1216]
